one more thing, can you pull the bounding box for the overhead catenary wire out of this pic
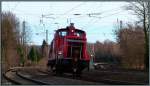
[4,2,129,45]
[63,2,86,15]
[46,7,123,26]
[76,5,126,29]
[49,2,87,24]
[39,6,126,38]
[84,4,125,22]
[6,2,126,17]
[83,10,125,29]
[41,4,125,17]
[40,2,86,28]
[64,2,86,24]
[33,4,127,28]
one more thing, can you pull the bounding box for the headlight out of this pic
[71,29,74,32]
[58,51,62,55]
[94,63,97,66]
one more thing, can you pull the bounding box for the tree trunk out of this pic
[143,7,149,71]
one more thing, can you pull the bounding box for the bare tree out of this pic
[115,23,145,69]
[16,21,33,66]
[90,40,121,65]
[1,12,20,70]
[125,1,149,70]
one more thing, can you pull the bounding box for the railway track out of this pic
[83,69,148,85]
[38,68,148,85]
[3,67,148,85]
[3,67,102,85]
[3,68,48,85]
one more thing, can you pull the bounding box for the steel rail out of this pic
[16,71,49,85]
[29,67,149,85]
[4,68,48,85]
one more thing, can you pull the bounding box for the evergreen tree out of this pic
[28,46,42,64]
[17,46,25,66]
[41,40,48,57]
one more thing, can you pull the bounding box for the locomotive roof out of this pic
[56,28,85,33]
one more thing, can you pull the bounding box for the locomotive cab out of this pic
[47,23,90,75]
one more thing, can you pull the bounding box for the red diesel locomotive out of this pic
[47,23,90,75]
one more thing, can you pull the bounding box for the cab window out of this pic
[74,31,84,37]
[59,31,67,37]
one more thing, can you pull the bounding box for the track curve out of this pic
[4,68,41,85]
[4,67,102,85]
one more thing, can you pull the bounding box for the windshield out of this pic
[58,29,84,37]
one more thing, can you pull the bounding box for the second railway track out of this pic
[38,68,148,85]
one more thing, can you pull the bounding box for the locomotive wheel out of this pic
[72,68,77,78]
[52,66,56,72]
[72,68,82,78]
[57,66,63,75]
[47,65,56,74]
[55,59,64,76]
[72,58,81,78]
[52,64,63,76]
[47,66,51,72]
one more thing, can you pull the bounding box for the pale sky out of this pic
[2,1,139,45]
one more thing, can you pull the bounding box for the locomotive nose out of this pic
[66,39,83,60]
[73,50,80,61]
